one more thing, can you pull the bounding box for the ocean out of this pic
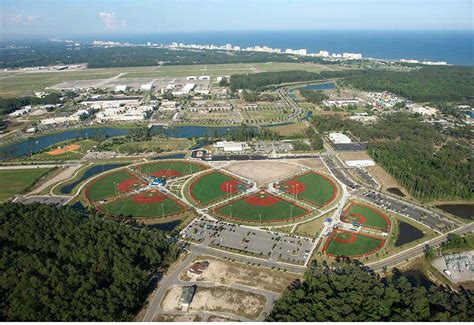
[80,30,474,66]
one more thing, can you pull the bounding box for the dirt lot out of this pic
[338,152,372,161]
[190,286,266,320]
[224,160,304,186]
[207,315,234,322]
[366,165,410,196]
[181,256,298,293]
[153,314,203,322]
[161,285,183,312]
[296,158,328,171]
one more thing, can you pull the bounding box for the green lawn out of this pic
[190,171,244,206]
[281,172,337,207]
[324,230,384,257]
[101,192,184,218]
[85,170,140,202]
[0,168,50,202]
[137,161,205,177]
[342,203,390,231]
[216,192,309,222]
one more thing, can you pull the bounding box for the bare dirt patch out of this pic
[296,158,327,171]
[181,256,298,293]
[161,285,183,312]
[207,315,235,322]
[338,151,372,161]
[190,286,266,320]
[224,161,303,187]
[366,165,410,197]
[30,163,82,194]
[153,314,203,322]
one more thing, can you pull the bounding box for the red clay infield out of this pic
[220,179,241,193]
[245,192,280,206]
[132,191,166,204]
[335,233,357,244]
[151,170,181,178]
[117,178,142,192]
[284,180,306,195]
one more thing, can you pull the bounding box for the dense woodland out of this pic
[0,203,179,321]
[311,113,473,200]
[299,89,329,104]
[268,259,473,321]
[0,43,327,69]
[230,67,474,103]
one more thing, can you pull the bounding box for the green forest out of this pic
[0,93,64,116]
[0,203,179,321]
[268,259,473,321]
[311,113,473,200]
[0,42,327,69]
[230,66,473,103]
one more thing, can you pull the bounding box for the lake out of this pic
[0,125,256,160]
[295,82,337,92]
[395,221,425,247]
[60,163,128,194]
[0,127,132,161]
[436,204,474,220]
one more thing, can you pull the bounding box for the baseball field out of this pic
[85,170,144,202]
[100,189,184,218]
[189,171,246,206]
[215,191,310,223]
[341,202,391,231]
[280,172,337,207]
[136,161,206,178]
[323,229,385,257]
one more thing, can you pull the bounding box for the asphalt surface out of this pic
[182,218,314,266]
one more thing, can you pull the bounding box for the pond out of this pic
[0,127,132,161]
[436,204,474,220]
[147,220,182,232]
[387,187,405,197]
[395,221,425,247]
[293,82,336,92]
[60,163,128,194]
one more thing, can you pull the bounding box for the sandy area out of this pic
[366,165,410,196]
[47,143,80,155]
[29,163,83,194]
[338,152,372,161]
[153,314,202,322]
[296,158,328,171]
[161,285,183,312]
[182,256,297,293]
[190,286,265,320]
[223,161,304,187]
[207,315,235,322]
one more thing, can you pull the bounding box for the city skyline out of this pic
[1,0,473,37]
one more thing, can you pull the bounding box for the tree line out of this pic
[312,113,473,201]
[268,259,473,321]
[0,93,63,116]
[0,203,179,321]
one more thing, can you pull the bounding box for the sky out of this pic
[1,0,473,37]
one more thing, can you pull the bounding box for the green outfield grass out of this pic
[342,203,390,231]
[189,171,244,206]
[85,170,141,202]
[0,168,51,202]
[324,230,384,257]
[216,192,309,222]
[281,172,337,207]
[136,161,205,177]
[101,191,184,218]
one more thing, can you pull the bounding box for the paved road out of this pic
[0,164,61,169]
[142,253,197,321]
[368,222,474,272]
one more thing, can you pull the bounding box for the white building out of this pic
[343,53,363,60]
[81,98,140,109]
[114,85,128,92]
[323,99,359,107]
[329,133,352,144]
[140,83,154,91]
[213,141,248,152]
[8,106,32,117]
[345,160,375,167]
[160,100,178,111]
[198,76,210,80]
[173,83,195,96]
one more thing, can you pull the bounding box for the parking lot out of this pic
[322,156,360,189]
[357,190,459,233]
[181,218,315,265]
